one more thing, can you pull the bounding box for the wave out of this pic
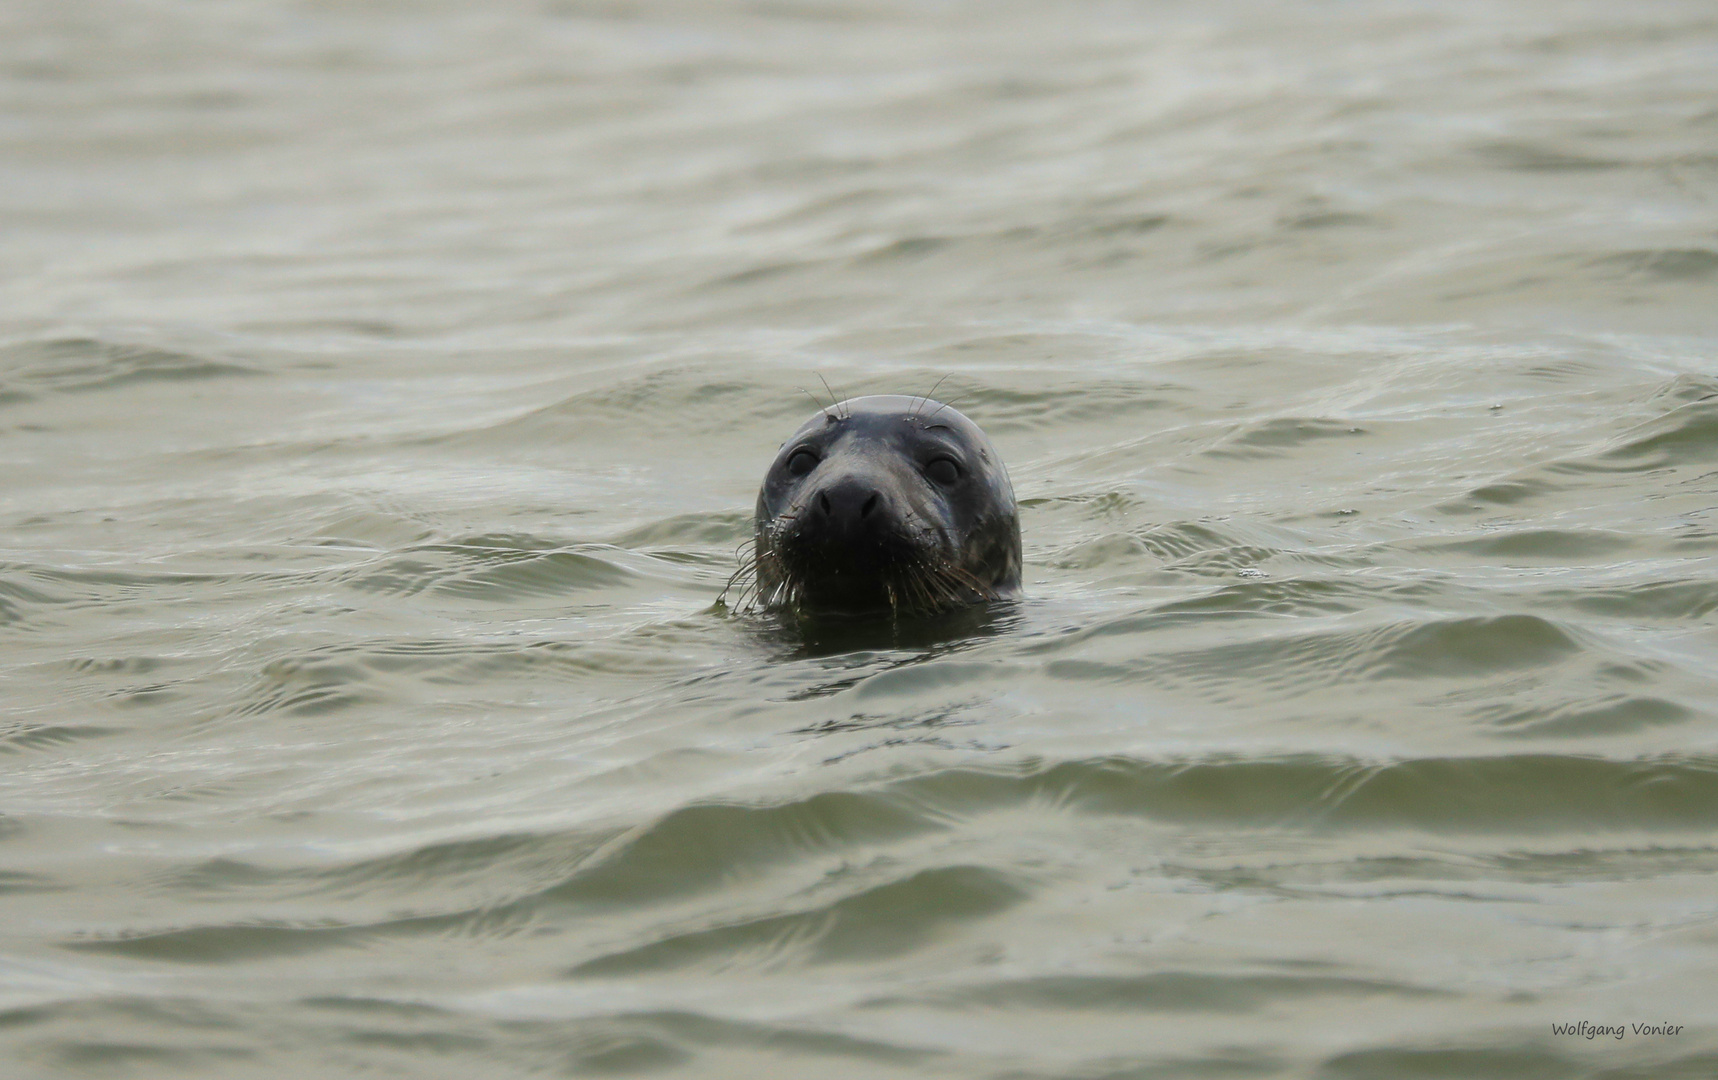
[0,338,259,401]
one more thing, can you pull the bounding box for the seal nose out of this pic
[807,477,888,535]
[816,488,879,520]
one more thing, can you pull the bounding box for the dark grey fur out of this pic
[728,395,1021,618]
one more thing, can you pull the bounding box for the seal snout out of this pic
[806,475,890,537]
[789,472,914,586]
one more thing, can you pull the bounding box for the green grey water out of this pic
[3,1,1717,1076]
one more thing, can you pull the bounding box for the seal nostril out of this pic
[818,491,832,515]
[860,493,879,518]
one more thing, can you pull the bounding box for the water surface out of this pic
[3,1,1718,1077]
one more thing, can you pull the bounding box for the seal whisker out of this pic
[896,562,928,615]
[925,391,974,423]
[931,562,967,606]
[796,385,836,419]
[912,375,954,421]
[921,565,952,613]
[719,559,755,609]
[942,561,1000,602]
[816,374,851,420]
[913,557,956,614]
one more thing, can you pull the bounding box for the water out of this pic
[3,1,1717,1076]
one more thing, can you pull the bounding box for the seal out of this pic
[730,394,1022,618]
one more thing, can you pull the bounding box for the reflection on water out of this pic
[3,0,1718,1076]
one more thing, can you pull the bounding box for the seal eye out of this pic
[924,457,961,485]
[785,449,819,477]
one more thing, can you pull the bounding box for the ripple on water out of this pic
[1597,397,1718,471]
[883,753,1718,833]
[1320,1044,1581,1080]
[903,970,1449,1013]
[1370,615,1580,680]
[1042,519,1289,577]
[0,869,59,895]
[567,865,1027,976]
[1525,376,1718,476]
[218,628,723,711]
[345,534,636,601]
[1482,695,1700,739]
[0,723,122,754]
[1206,417,1368,459]
[1473,138,1628,173]
[1459,477,1561,507]
[1413,528,1638,562]
[0,565,79,629]
[66,788,950,960]
[159,828,613,903]
[452,368,777,447]
[608,511,752,551]
[542,791,943,908]
[936,377,1189,433]
[1562,578,1718,621]
[55,753,1718,978]
[1038,612,1582,697]
[232,654,377,719]
[1591,248,1718,283]
[1148,576,1434,619]
[0,337,260,399]
[0,992,953,1075]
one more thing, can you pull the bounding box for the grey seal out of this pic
[729,395,1021,618]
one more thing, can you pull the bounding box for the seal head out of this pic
[742,395,1021,617]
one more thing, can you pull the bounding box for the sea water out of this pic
[3,1,1717,1076]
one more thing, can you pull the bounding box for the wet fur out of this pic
[724,395,1020,620]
